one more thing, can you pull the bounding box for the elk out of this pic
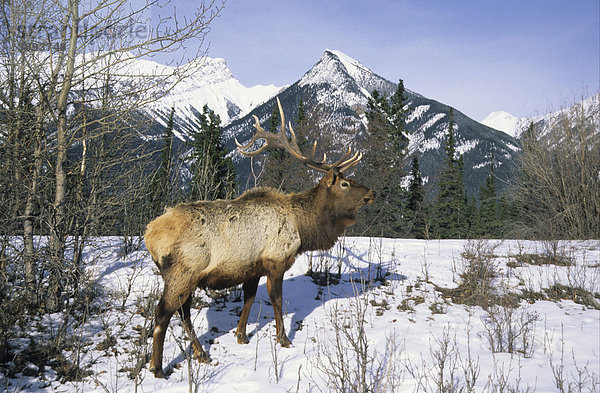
[144,98,374,378]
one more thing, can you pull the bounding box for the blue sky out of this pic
[159,1,599,121]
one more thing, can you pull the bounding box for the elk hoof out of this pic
[278,335,292,348]
[236,332,249,344]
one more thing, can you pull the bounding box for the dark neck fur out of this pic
[291,185,350,254]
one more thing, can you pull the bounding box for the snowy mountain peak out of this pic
[185,57,233,86]
[299,49,391,97]
[481,110,523,138]
[523,93,599,140]
[482,93,599,139]
[325,49,373,83]
[298,49,354,87]
[148,56,282,127]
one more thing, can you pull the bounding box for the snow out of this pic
[147,57,283,126]
[407,104,431,124]
[456,139,478,155]
[407,113,448,154]
[0,51,282,128]
[99,54,284,126]
[292,49,395,141]
[420,113,446,134]
[3,238,599,392]
[473,160,491,169]
[481,111,523,137]
[506,141,520,152]
[532,93,600,141]
[297,52,367,116]
[297,49,390,114]
[326,49,374,86]
[482,94,600,139]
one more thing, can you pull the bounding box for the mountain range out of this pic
[149,49,522,197]
[146,56,283,133]
[480,93,599,140]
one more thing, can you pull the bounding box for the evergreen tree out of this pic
[260,105,286,190]
[359,84,410,237]
[433,108,468,238]
[366,89,391,124]
[296,97,307,126]
[159,107,175,190]
[260,100,311,192]
[389,79,409,139]
[479,157,499,237]
[407,156,426,238]
[497,193,513,235]
[187,104,236,201]
[521,122,537,151]
[150,107,175,217]
[456,155,468,232]
[267,104,281,133]
[465,196,480,238]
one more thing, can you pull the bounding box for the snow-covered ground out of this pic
[2,238,599,392]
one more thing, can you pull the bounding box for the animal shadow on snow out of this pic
[165,245,406,370]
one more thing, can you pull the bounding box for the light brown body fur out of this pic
[145,170,373,378]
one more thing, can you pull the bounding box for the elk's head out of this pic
[318,170,374,223]
[236,97,374,224]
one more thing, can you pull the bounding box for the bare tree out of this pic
[0,0,224,311]
[511,94,600,239]
[0,0,57,301]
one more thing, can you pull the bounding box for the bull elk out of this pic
[144,98,374,378]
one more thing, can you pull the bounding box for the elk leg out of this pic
[178,295,209,362]
[236,277,260,344]
[266,274,292,347]
[149,294,175,378]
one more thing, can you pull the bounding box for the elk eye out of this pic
[341,181,349,188]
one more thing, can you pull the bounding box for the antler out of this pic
[235,97,362,173]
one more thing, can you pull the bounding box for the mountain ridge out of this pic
[148,56,284,128]
[481,93,599,139]
[223,49,520,197]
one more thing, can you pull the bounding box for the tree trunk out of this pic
[23,105,46,303]
[47,0,79,312]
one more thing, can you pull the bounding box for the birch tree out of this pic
[0,0,224,311]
